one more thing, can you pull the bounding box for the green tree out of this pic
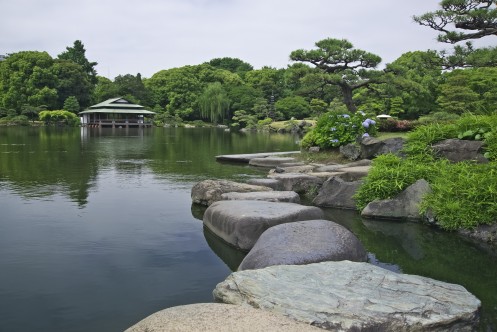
[198,82,231,123]
[244,67,286,101]
[414,0,497,43]
[52,59,92,109]
[0,51,58,111]
[93,76,118,102]
[63,96,80,114]
[227,85,262,113]
[146,65,204,119]
[274,96,310,119]
[113,73,152,106]
[290,38,382,113]
[208,57,253,78]
[39,110,80,126]
[437,67,497,114]
[309,98,329,117]
[58,40,98,84]
[21,104,47,122]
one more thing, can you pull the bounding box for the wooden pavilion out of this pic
[79,98,155,128]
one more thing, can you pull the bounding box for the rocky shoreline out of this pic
[125,143,491,331]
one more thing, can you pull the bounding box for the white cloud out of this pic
[0,0,493,79]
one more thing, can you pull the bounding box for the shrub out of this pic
[301,111,377,149]
[356,114,497,230]
[378,118,418,132]
[418,111,460,124]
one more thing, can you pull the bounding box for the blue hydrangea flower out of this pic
[362,133,370,138]
[342,114,350,118]
[362,120,370,128]
[330,139,339,143]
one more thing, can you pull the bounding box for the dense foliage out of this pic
[1,2,496,129]
[301,111,377,149]
[354,114,497,230]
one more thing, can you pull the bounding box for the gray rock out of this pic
[432,139,488,163]
[238,220,366,270]
[314,159,372,172]
[361,179,432,221]
[458,223,497,247]
[308,146,320,153]
[267,173,324,193]
[203,200,323,251]
[249,157,297,167]
[307,171,346,180]
[221,191,300,203]
[377,137,406,156]
[215,151,300,163]
[125,303,321,332]
[271,165,316,174]
[360,136,385,159]
[313,177,362,209]
[334,165,370,181]
[339,143,361,161]
[191,180,272,206]
[213,261,481,331]
[246,178,283,190]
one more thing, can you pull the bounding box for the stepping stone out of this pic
[238,219,367,271]
[214,261,481,331]
[203,200,323,251]
[249,157,297,167]
[124,303,321,332]
[191,179,272,206]
[221,191,300,203]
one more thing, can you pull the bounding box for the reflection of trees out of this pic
[147,127,298,180]
[0,127,97,207]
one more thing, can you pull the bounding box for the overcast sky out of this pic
[1,0,489,79]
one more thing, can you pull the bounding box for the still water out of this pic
[0,127,496,331]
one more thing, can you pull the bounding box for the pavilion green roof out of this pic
[79,98,155,114]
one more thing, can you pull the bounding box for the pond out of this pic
[0,127,495,331]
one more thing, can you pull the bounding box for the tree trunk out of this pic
[340,84,357,113]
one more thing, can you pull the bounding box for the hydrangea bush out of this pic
[301,111,377,149]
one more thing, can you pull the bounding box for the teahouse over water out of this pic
[79,98,155,128]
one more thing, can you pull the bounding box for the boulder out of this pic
[313,177,362,209]
[377,137,406,156]
[432,139,488,163]
[191,180,272,206]
[203,200,323,251]
[334,165,370,181]
[238,220,367,271]
[339,143,361,161]
[249,157,297,167]
[215,151,300,163]
[267,173,324,193]
[221,191,300,204]
[314,159,372,173]
[124,303,321,332]
[361,179,432,221]
[271,165,316,174]
[246,178,282,190]
[213,261,481,331]
[360,136,385,159]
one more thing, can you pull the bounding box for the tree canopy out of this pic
[414,0,497,43]
[290,38,382,113]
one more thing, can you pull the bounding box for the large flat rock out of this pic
[214,261,481,331]
[203,200,324,251]
[238,220,367,271]
[221,191,300,203]
[267,173,324,193]
[249,157,297,167]
[191,179,272,206]
[125,303,321,332]
[216,151,300,163]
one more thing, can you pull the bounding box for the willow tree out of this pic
[198,82,230,123]
[290,38,382,113]
[414,0,497,43]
